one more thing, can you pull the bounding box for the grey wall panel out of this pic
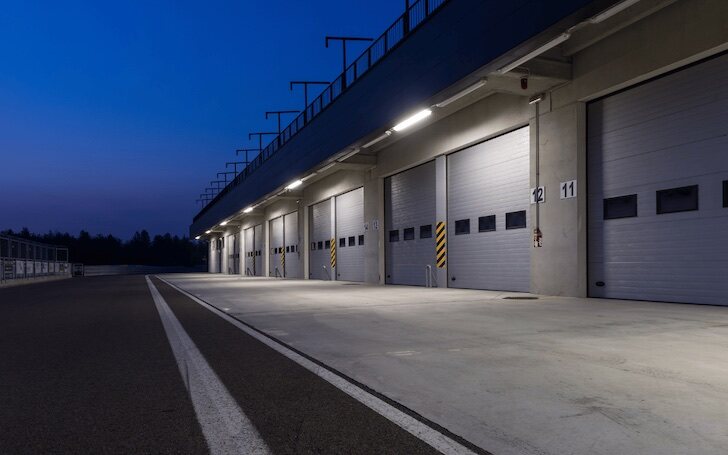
[447,126,530,292]
[385,161,437,286]
[254,224,263,276]
[335,187,365,282]
[283,211,302,278]
[244,226,256,276]
[588,54,728,305]
[309,199,332,280]
[269,216,284,277]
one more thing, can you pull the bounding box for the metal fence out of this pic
[195,0,449,222]
[0,234,71,284]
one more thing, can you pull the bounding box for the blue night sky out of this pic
[0,1,402,239]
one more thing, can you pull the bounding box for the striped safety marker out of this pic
[436,221,447,268]
[281,247,285,270]
[330,237,336,268]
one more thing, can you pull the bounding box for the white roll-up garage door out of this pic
[269,216,284,277]
[335,187,365,282]
[283,211,302,278]
[588,54,728,305]
[385,161,436,286]
[447,126,531,291]
[309,199,333,280]
[244,226,256,276]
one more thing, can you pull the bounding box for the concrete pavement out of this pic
[162,273,728,455]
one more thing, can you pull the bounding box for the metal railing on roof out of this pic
[194,0,449,222]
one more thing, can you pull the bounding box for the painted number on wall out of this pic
[560,180,577,199]
[530,186,545,204]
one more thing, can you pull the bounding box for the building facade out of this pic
[193,0,728,306]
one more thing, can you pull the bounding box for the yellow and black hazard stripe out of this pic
[436,221,446,268]
[281,246,285,270]
[330,237,336,268]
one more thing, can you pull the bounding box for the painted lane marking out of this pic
[157,275,481,455]
[145,276,270,455]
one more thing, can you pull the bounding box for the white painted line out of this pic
[145,276,270,455]
[157,275,480,455]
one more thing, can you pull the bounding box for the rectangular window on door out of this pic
[358,235,364,245]
[454,219,470,235]
[505,211,527,229]
[403,227,415,240]
[325,240,331,249]
[656,185,698,214]
[318,241,323,250]
[478,215,496,232]
[389,230,399,242]
[339,238,346,248]
[603,194,638,220]
[311,242,316,250]
[348,236,355,246]
[420,225,432,238]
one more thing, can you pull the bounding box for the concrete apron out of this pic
[160,273,728,455]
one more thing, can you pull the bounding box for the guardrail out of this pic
[0,234,71,284]
[194,0,449,222]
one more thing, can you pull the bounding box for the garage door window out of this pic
[603,194,638,220]
[317,241,323,250]
[478,215,496,232]
[656,185,698,214]
[348,236,355,246]
[324,240,331,249]
[339,238,346,248]
[358,235,364,245]
[420,225,432,238]
[455,219,470,235]
[389,230,399,242]
[311,242,316,250]
[723,181,727,208]
[403,227,415,240]
[505,211,527,229]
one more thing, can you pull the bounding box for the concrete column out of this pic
[302,204,309,279]
[329,197,336,280]
[363,174,381,284]
[435,155,448,288]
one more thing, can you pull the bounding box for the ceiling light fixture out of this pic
[496,33,571,75]
[589,0,641,23]
[362,130,392,148]
[392,109,432,132]
[285,179,303,190]
[435,78,487,108]
[243,206,253,214]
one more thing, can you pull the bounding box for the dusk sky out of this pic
[0,0,402,239]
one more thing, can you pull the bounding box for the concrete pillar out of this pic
[329,197,337,280]
[435,155,448,288]
[363,174,381,284]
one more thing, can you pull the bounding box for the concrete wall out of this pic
[202,0,728,299]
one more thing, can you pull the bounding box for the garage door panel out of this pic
[385,161,436,286]
[588,54,728,305]
[284,211,302,278]
[309,199,332,280]
[447,126,530,292]
[588,57,728,137]
[269,217,284,277]
[244,227,256,275]
[335,188,364,282]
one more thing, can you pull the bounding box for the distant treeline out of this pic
[1,228,206,266]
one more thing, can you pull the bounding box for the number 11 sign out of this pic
[560,180,577,199]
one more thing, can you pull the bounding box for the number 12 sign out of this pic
[530,186,545,204]
[560,180,577,199]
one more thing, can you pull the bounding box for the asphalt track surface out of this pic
[0,276,454,454]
